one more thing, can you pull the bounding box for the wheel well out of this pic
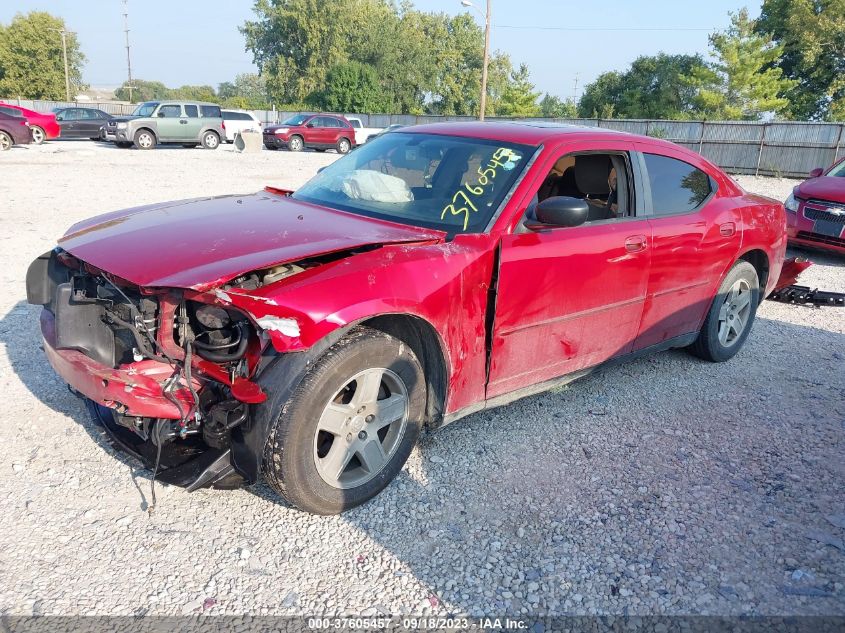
[739,249,769,296]
[362,314,448,428]
[338,136,350,144]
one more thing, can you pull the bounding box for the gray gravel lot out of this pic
[0,141,843,616]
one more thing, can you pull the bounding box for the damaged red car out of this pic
[26,122,786,514]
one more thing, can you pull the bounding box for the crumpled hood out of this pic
[796,176,845,204]
[59,192,443,290]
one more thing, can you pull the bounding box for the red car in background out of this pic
[785,158,845,255]
[26,123,785,514]
[0,110,32,150]
[0,102,60,144]
[263,113,355,153]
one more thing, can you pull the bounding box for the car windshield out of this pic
[132,102,159,117]
[828,161,845,177]
[282,114,308,126]
[293,133,535,234]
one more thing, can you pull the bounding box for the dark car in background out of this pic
[0,110,31,151]
[785,158,845,255]
[263,113,355,153]
[53,107,115,140]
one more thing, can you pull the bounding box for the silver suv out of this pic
[110,101,225,150]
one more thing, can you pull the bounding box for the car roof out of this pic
[399,121,639,145]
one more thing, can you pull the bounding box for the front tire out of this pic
[262,327,426,515]
[30,126,45,144]
[689,260,759,362]
[201,131,220,149]
[133,129,156,150]
[287,135,303,152]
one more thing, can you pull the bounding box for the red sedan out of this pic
[785,158,845,255]
[26,123,786,514]
[0,102,60,144]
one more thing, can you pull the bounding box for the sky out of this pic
[0,0,762,100]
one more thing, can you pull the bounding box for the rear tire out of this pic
[30,126,45,144]
[201,131,220,149]
[0,131,12,151]
[133,129,156,150]
[262,327,426,515]
[689,261,759,362]
[336,137,351,154]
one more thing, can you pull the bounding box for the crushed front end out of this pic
[26,249,268,490]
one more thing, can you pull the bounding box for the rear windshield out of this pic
[200,105,222,118]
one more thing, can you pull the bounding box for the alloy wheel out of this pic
[30,126,44,144]
[0,132,11,151]
[313,367,409,489]
[717,279,752,347]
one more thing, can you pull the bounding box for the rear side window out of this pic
[644,153,712,215]
[200,105,222,118]
[185,105,199,118]
[0,106,21,117]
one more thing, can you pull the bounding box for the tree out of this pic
[696,9,794,119]
[577,54,712,119]
[0,12,86,100]
[757,0,845,120]
[538,93,577,118]
[312,61,391,112]
[493,64,541,117]
[171,84,218,102]
[114,79,171,102]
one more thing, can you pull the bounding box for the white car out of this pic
[345,116,382,146]
[221,110,263,143]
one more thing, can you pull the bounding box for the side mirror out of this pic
[809,167,824,178]
[157,111,166,118]
[528,196,590,229]
[55,115,63,121]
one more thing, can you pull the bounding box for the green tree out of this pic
[0,12,86,100]
[171,84,219,102]
[538,93,577,118]
[757,0,845,120]
[114,79,171,102]
[493,63,541,117]
[697,9,795,119]
[311,61,391,112]
[578,54,712,119]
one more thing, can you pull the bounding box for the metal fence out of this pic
[6,98,844,178]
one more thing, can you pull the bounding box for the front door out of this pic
[488,142,652,398]
[154,103,185,141]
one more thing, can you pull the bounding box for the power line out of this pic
[495,24,716,32]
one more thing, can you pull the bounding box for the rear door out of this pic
[633,145,741,349]
[183,104,204,140]
[489,140,652,398]
[77,109,104,138]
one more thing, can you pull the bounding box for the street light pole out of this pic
[461,0,491,121]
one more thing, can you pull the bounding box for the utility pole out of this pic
[572,73,580,103]
[461,0,491,121]
[123,0,134,103]
[50,28,72,101]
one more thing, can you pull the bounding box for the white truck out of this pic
[345,116,383,145]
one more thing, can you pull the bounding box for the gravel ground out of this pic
[0,142,843,617]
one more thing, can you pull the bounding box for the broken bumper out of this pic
[40,309,196,419]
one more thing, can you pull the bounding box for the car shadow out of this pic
[4,296,845,615]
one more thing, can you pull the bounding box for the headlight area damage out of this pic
[25,248,322,493]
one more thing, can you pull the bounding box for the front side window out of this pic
[185,105,199,118]
[157,105,182,118]
[293,132,534,234]
[132,102,159,117]
[644,153,712,215]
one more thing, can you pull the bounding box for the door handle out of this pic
[625,235,647,253]
[179,119,188,124]
[719,222,736,237]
